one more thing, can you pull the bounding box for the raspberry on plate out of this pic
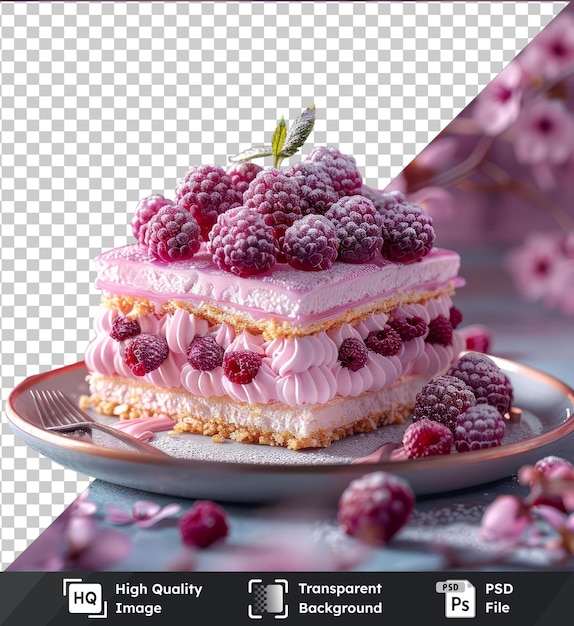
[454,404,506,452]
[338,471,414,545]
[131,194,174,244]
[283,161,339,215]
[306,145,363,198]
[243,168,302,251]
[124,333,169,376]
[413,374,477,433]
[325,195,383,263]
[448,352,513,417]
[227,162,263,195]
[187,335,225,371]
[282,213,339,271]
[110,316,141,342]
[175,164,242,240]
[365,325,403,357]
[380,202,435,263]
[208,207,279,277]
[179,500,229,548]
[338,337,369,371]
[222,350,262,384]
[425,314,453,346]
[402,418,453,459]
[146,205,202,262]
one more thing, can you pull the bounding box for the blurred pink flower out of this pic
[105,500,182,528]
[544,258,574,315]
[479,495,531,543]
[504,232,563,301]
[473,62,524,135]
[514,99,574,165]
[65,516,131,570]
[519,12,574,79]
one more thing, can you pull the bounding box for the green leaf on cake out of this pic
[228,144,274,163]
[271,116,287,167]
[279,104,316,159]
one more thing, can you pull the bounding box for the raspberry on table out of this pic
[227,162,263,195]
[187,335,225,371]
[306,145,363,198]
[337,471,415,546]
[413,374,477,433]
[146,205,202,263]
[222,349,262,384]
[380,202,435,263]
[175,164,242,240]
[131,194,174,244]
[338,337,369,371]
[389,315,428,342]
[282,214,339,271]
[361,187,407,214]
[179,500,229,548]
[402,418,453,459]
[208,207,279,277]
[124,333,169,376]
[243,168,302,251]
[425,315,453,346]
[110,316,141,342]
[454,404,506,453]
[284,161,339,215]
[365,325,403,357]
[448,352,513,417]
[325,195,383,263]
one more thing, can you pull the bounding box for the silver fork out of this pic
[30,389,169,457]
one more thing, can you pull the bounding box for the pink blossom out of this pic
[65,516,131,570]
[514,99,574,165]
[504,233,564,302]
[519,12,574,79]
[473,62,524,135]
[544,257,574,315]
[105,500,182,528]
[480,495,531,543]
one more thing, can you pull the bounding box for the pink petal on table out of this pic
[137,503,182,528]
[104,506,135,525]
[534,504,567,531]
[133,500,162,520]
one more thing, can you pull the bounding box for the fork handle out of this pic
[48,422,169,457]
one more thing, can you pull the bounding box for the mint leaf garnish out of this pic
[228,145,274,164]
[271,116,287,167]
[279,104,316,159]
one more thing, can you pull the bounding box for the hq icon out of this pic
[63,578,108,619]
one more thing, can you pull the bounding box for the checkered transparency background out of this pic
[0,1,565,570]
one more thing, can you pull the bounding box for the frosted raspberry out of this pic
[361,187,407,214]
[146,205,202,262]
[459,325,492,353]
[284,161,338,215]
[380,202,435,263]
[365,325,402,357]
[208,207,278,277]
[187,335,224,371]
[449,306,463,329]
[425,315,453,346]
[175,165,242,240]
[110,316,141,342]
[282,214,339,271]
[402,418,453,459]
[307,145,363,198]
[534,455,574,476]
[131,194,174,244]
[222,350,262,384]
[454,404,506,452]
[243,168,302,251]
[226,162,263,195]
[448,352,513,417]
[338,337,369,371]
[179,500,228,548]
[389,315,428,341]
[413,375,477,433]
[124,333,169,376]
[325,195,383,263]
[338,471,414,545]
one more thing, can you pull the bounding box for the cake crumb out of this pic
[211,434,226,444]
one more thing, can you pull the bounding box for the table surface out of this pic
[8,250,574,572]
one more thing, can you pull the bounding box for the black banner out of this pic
[1,571,573,625]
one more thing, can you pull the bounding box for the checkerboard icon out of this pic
[248,579,288,619]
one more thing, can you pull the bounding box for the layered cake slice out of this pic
[82,115,465,449]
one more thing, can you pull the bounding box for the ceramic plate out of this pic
[6,357,574,502]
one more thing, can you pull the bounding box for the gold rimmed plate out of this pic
[5,357,574,502]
